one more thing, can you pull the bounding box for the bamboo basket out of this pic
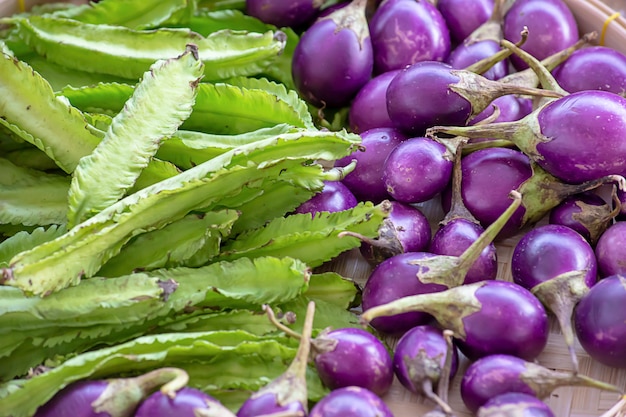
[1,0,625,416]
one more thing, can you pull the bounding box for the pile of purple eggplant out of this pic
[252,0,626,415]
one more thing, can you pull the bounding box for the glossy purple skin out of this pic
[548,192,609,242]
[437,0,493,44]
[460,354,542,412]
[382,136,453,204]
[552,46,626,95]
[369,0,451,74]
[535,90,626,184]
[245,0,320,28]
[594,222,626,278]
[455,281,549,361]
[574,275,626,368]
[308,386,394,417]
[393,324,460,395]
[291,17,373,108]
[458,148,531,238]
[135,387,218,417]
[387,201,432,252]
[511,224,598,290]
[34,380,110,417]
[503,0,578,71]
[237,392,304,417]
[294,180,357,216]
[477,392,555,417]
[348,70,400,133]
[447,40,508,81]
[386,61,470,135]
[314,327,394,396]
[335,127,407,203]
[428,218,497,284]
[361,252,447,335]
[469,94,532,126]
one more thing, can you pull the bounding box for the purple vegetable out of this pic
[552,46,626,96]
[430,142,497,284]
[469,94,532,126]
[361,279,550,362]
[136,387,234,417]
[382,136,453,204]
[355,200,432,265]
[348,70,400,133]
[34,368,188,417]
[245,0,322,28]
[574,275,626,368]
[428,90,626,185]
[477,392,555,417]
[369,0,450,74]
[386,60,560,136]
[447,40,508,81]
[334,127,407,203]
[236,302,316,417]
[312,327,394,396]
[308,386,393,417]
[511,224,597,372]
[291,0,373,108]
[619,188,626,220]
[437,0,493,44]
[294,180,357,216]
[362,191,522,335]
[548,191,616,244]
[594,221,626,278]
[393,325,459,411]
[460,354,622,413]
[503,0,578,70]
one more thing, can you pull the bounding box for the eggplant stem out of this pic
[421,379,453,415]
[264,304,303,340]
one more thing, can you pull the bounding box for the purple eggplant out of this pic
[361,279,550,362]
[552,46,626,96]
[511,223,598,373]
[308,386,394,417]
[385,60,561,136]
[503,0,578,70]
[430,142,497,284]
[382,136,453,204]
[369,0,451,74]
[548,191,617,244]
[294,180,358,216]
[334,127,407,203]
[477,392,555,417]
[361,191,523,335]
[594,221,626,278]
[34,368,189,417]
[460,354,622,413]
[393,325,459,412]
[574,275,626,368]
[236,301,316,416]
[348,70,400,133]
[437,0,493,45]
[618,188,626,220]
[354,200,432,265]
[245,0,323,28]
[312,327,394,396]
[291,0,373,108]
[136,387,234,417]
[447,39,508,81]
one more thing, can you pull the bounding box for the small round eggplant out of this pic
[361,279,550,362]
[308,386,394,417]
[245,0,322,28]
[312,327,394,396]
[447,40,508,81]
[334,127,407,203]
[349,70,400,133]
[574,275,626,368]
[594,221,626,278]
[136,387,234,417]
[548,191,615,244]
[460,354,622,412]
[437,0,494,44]
[34,368,189,417]
[477,392,555,417]
[369,0,450,74]
[291,0,373,108]
[294,181,358,216]
[511,223,598,372]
